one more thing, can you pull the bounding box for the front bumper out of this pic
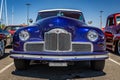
[10,51,108,61]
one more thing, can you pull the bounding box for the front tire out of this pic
[90,60,105,71]
[115,40,120,55]
[0,40,5,58]
[14,59,30,70]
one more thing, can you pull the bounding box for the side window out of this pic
[79,16,83,21]
[107,17,114,26]
[116,16,120,25]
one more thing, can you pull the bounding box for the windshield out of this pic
[36,11,85,22]
[116,16,120,25]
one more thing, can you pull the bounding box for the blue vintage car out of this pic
[10,9,108,71]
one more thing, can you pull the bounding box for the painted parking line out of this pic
[109,58,120,66]
[0,62,14,74]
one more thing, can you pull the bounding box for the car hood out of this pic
[35,16,86,29]
[35,16,102,38]
[15,16,103,41]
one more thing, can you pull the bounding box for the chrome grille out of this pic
[24,42,92,52]
[44,28,71,51]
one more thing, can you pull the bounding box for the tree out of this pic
[0,24,5,29]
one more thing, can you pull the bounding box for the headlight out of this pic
[87,30,98,42]
[19,30,29,41]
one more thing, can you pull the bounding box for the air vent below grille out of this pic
[25,42,44,51]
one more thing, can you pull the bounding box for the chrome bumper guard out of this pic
[10,53,109,61]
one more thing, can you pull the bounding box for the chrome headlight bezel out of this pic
[87,30,98,42]
[19,30,30,41]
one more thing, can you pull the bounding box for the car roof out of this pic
[39,9,81,13]
[108,13,120,17]
[5,25,27,27]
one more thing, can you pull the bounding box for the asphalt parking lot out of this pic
[0,48,120,80]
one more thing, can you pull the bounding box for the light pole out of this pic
[100,10,104,29]
[26,3,31,25]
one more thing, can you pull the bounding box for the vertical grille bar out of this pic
[45,33,57,50]
[59,33,71,51]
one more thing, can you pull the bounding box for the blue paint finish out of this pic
[11,15,107,61]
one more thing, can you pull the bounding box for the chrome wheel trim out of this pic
[0,40,5,57]
[118,40,120,55]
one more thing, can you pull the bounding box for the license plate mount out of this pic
[49,62,67,67]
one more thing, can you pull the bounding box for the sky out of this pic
[1,0,120,28]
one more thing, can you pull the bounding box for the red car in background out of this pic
[4,25,27,46]
[4,25,27,35]
[104,13,120,55]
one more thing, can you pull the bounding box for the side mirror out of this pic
[29,18,33,23]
